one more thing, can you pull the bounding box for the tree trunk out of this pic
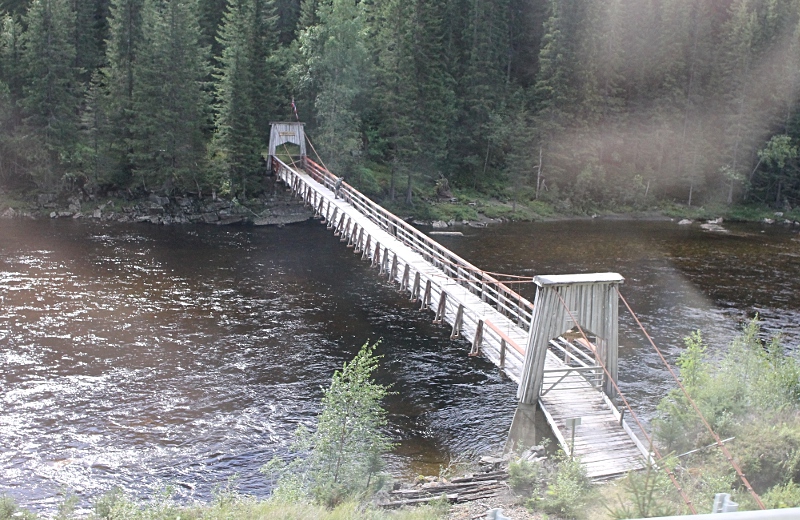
[535,146,543,200]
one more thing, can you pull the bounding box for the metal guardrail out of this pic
[275,156,535,331]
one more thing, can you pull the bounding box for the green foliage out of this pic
[129,0,211,194]
[508,458,544,495]
[89,493,447,520]
[269,342,393,507]
[764,482,800,509]
[655,319,800,496]
[0,495,36,520]
[606,462,678,519]
[528,453,593,519]
[20,0,82,188]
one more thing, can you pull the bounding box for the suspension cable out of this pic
[615,288,766,509]
[304,134,332,176]
[553,290,698,514]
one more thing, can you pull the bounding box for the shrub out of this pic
[606,462,679,519]
[532,454,593,519]
[764,482,800,509]
[268,342,393,507]
[508,458,544,495]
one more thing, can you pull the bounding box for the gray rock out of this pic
[92,209,102,219]
[217,216,244,225]
[37,193,56,205]
[677,218,692,225]
[149,194,170,206]
[431,220,448,228]
[202,212,219,223]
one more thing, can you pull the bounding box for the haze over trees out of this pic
[2,0,800,209]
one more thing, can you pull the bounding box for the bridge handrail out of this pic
[274,156,535,330]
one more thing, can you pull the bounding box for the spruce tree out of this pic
[212,0,265,198]
[102,0,144,185]
[21,0,82,188]
[0,13,23,98]
[129,0,210,194]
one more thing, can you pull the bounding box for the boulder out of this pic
[677,218,692,225]
[431,220,448,228]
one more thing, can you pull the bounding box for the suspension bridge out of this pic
[267,122,657,479]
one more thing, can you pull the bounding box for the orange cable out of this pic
[615,288,766,509]
[553,290,698,514]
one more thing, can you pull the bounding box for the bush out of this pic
[531,454,593,519]
[268,342,393,507]
[606,462,679,519]
[508,458,544,495]
[764,482,800,509]
[653,318,800,505]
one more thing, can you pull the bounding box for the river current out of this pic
[1,217,798,512]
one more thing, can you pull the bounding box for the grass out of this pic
[1,491,449,520]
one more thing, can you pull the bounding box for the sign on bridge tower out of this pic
[268,122,306,171]
[518,273,624,405]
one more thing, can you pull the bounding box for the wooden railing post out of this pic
[421,280,432,310]
[470,320,484,356]
[411,272,420,301]
[450,304,464,339]
[434,290,447,324]
[362,235,371,260]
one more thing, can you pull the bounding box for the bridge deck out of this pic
[276,160,646,479]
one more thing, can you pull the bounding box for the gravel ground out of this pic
[446,488,541,520]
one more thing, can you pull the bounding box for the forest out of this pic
[2,0,800,212]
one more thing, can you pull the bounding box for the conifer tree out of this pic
[102,0,144,185]
[129,0,210,194]
[21,0,82,188]
[212,0,276,198]
[0,13,23,98]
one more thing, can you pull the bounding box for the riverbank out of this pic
[3,186,800,230]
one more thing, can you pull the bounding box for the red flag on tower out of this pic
[291,97,299,121]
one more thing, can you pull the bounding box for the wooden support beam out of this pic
[354,228,364,253]
[470,320,484,356]
[390,254,398,282]
[401,264,410,291]
[327,207,337,230]
[362,235,371,260]
[347,222,357,247]
[434,290,447,324]
[500,339,506,369]
[411,272,420,301]
[421,279,431,310]
[451,304,464,340]
[372,243,380,268]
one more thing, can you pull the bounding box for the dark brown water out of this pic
[1,218,799,512]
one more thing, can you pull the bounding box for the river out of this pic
[1,217,798,513]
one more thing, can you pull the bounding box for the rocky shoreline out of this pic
[0,189,316,226]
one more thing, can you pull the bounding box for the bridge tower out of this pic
[268,122,306,171]
[517,273,624,405]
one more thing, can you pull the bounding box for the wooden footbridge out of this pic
[268,123,649,479]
